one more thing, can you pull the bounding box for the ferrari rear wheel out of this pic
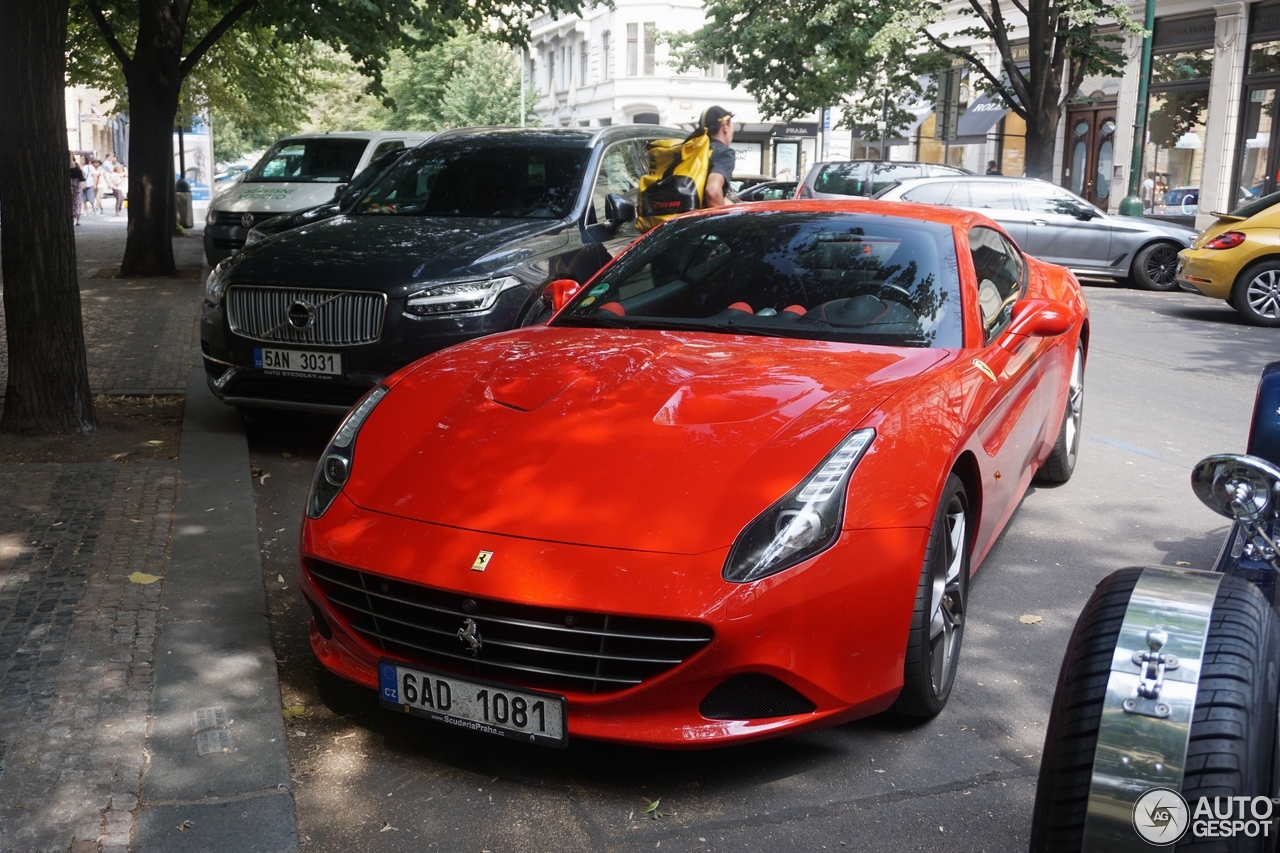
[892,474,969,719]
[1035,342,1084,485]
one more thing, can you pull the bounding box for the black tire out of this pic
[892,473,969,718]
[1030,570,1280,852]
[1133,242,1182,291]
[1232,261,1280,327]
[1035,342,1084,485]
[520,299,554,327]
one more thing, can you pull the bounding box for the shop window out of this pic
[1142,45,1211,217]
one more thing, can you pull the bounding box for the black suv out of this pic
[200,125,677,414]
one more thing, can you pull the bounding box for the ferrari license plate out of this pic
[378,661,567,747]
[253,347,342,377]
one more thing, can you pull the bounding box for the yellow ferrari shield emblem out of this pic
[972,358,997,383]
[471,550,493,572]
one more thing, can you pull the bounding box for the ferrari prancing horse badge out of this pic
[471,550,493,572]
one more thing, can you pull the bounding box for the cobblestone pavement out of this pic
[0,215,205,396]
[0,219,206,852]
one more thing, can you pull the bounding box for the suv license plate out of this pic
[253,347,342,377]
[378,661,567,748]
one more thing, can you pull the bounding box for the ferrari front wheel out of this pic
[892,474,970,719]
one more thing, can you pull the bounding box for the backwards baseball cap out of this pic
[700,105,734,130]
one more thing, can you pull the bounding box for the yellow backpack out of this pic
[636,134,712,232]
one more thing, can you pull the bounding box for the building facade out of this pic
[525,1,822,179]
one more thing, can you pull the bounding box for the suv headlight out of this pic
[203,262,230,306]
[206,205,217,224]
[307,385,389,519]
[723,429,875,583]
[405,275,522,316]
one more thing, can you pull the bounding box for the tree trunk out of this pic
[0,0,98,434]
[119,3,186,277]
[1024,102,1061,180]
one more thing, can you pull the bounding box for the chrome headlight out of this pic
[306,385,389,519]
[205,205,217,224]
[203,262,230,306]
[723,429,876,583]
[405,275,522,316]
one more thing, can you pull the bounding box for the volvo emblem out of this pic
[241,212,255,229]
[457,618,483,655]
[286,300,314,330]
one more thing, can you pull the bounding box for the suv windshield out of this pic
[357,143,591,219]
[556,210,963,348]
[244,138,368,183]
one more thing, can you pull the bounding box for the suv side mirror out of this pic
[605,193,636,228]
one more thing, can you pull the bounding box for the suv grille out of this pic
[307,561,714,695]
[227,286,385,346]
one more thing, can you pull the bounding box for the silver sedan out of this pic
[875,176,1198,291]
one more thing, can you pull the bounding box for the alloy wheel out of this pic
[1246,269,1280,320]
[1144,245,1179,289]
[928,496,967,696]
[1064,345,1084,463]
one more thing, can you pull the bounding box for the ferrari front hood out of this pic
[345,328,947,554]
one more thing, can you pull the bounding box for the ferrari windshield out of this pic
[555,210,963,348]
[356,142,590,219]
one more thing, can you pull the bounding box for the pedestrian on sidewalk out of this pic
[92,160,107,214]
[69,154,85,226]
[82,158,99,215]
[111,161,128,216]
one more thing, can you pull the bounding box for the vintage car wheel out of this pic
[1035,343,1084,485]
[892,474,969,718]
[1133,242,1182,291]
[1232,261,1280,327]
[1029,569,1280,852]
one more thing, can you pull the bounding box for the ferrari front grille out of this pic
[307,561,714,695]
[226,285,386,346]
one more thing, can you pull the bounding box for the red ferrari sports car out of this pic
[298,200,1088,748]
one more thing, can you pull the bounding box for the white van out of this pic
[203,131,432,264]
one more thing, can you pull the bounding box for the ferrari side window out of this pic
[969,226,1025,342]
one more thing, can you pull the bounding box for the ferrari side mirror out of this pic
[1007,299,1073,338]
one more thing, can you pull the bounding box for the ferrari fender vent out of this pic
[699,674,816,720]
[307,560,714,695]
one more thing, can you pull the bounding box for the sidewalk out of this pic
[0,218,298,852]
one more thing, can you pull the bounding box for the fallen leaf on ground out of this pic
[147,440,165,446]
[283,704,308,719]
[1175,560,1191,566]
[176,819,194,831]
[129,572,161,584]
[641,798,661,818]
[380,822,397,832]
[259,472,271,485]
[1018,614,1043,625]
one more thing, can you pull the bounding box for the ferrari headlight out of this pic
[405,275,521,316]
[203,262,230,306]
[306,385,389,519]
[723,429,875,583]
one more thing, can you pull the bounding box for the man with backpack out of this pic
[696,106,737,208]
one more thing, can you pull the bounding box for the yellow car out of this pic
[1178,191,1280,326]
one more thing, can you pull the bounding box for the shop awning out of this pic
[956,94,1010,138]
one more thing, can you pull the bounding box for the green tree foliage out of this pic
[72,0,584,275]
[673,0,1140,178]
[440,38,541,127]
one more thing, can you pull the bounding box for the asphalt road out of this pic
[246,282,1278,853]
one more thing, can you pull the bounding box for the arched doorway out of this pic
[1061,108,1118,208]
